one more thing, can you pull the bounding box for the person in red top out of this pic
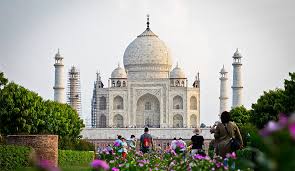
[140,127,154,153]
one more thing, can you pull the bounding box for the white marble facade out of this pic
[91,18,200,128]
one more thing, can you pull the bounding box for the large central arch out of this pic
[136,93,160,128]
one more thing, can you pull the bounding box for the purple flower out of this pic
[171,150,177,156]
[289,123,295,140]
[112,167,119,171]
[193,154,205,160]
[260,121,282,136]
[279,113,288,126]
[139,163,144,167]
[225,152,236,159]
[114,141,121,147]
[37,159,60,171]
[91,160,110,170]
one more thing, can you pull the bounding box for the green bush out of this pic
[0,145,33,171]
[58,150,94,167]
[59,138,95,151]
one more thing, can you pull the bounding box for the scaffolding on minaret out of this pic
[91,72,104,128]
[67,66,82,117]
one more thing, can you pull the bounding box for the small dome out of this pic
[111,64,127,78]
[170,63,186,78]
[233,48,242,58]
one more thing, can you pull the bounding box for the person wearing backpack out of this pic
[140,127,154,153]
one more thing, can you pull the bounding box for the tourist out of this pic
[114,135,123,155]
[106,144,113,155]
[191,128,205,156]
[127,135,136,150]
[121,137,128,158]
[171,137,177,151]
[165,142,171,152]
[214,111,243,157]
[178,137,187,153]
[140,127,153,153]
[156,144,162,153]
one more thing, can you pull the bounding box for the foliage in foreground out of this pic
[59,150,94,167]
[0,145,34,171]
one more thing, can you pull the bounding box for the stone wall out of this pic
[7,135,58,167]
[81,128,213,140]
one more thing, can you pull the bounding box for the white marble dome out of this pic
[170,64,186,78]
[111,64,127,78]
[123,28,172,78]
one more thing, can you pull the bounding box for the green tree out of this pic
[0,72,8,89]
[229,106,251,127]
[0,82,84,142]
[283,72,295,115]
[251,89,285,129]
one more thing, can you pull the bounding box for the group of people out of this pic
[104,111,243,159]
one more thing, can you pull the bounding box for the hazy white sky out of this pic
[1,0,295,126]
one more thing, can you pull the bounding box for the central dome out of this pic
[123,19,172,79]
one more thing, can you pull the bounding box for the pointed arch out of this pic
[173,114,183,128]
[113,95,123,110]
[190,114,197,128]
[113,114,123,128]
[99,114,106,128]
[173,95,183,109]
[99,96,106,110]
[190,96,198,110]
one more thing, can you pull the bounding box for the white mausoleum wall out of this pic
[81,128,213,140]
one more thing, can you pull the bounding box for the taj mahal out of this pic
[90,16,200,129]
[53,15,243,140]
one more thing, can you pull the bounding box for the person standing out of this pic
[214,111,243,158]
[140,127,153,153]
[171,137,177,151]
[113,135,123,155]
[191,128,205,156]
[121,137,128,158]
[178,137,187,153]
[127,135,136,150]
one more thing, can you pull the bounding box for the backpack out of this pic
[143,137,150,148]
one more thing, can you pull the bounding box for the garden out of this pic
[0,71,295,171]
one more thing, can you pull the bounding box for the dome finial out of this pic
[146,14,150,29]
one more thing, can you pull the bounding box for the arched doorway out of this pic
[173,95,183,109]
[173,114,183,128]
[99,114,106,128]
[113,114,123,128]
[113,96,123,110]
[136,93,160,128]
[190,114,197,128]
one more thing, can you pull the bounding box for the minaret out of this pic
[53,49,65,103]
[232,48,243,108]
[219,65,229,115]
[67,66,81,116]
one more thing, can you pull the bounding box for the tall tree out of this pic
[283,72,295,115]
[0,82,84,141]
[229,106,251,127]
[0,72,8,89]
[251,89,285,129]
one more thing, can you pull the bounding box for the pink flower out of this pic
[91,160,110,170]
[114,141,121,147]
[260,121,283,136]
[289,123,295,140]
[112,168,119,171]
[37,159,60,171]
[279,113,288,126]
[193,154,205,160]
[139,163,144,167]
[226,152,237,159]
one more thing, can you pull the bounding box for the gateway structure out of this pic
[91,16,200,128]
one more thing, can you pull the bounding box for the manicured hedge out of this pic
[58,150,94,167]
[0,145,33,171]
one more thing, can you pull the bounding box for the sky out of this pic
[1,0,295,126]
